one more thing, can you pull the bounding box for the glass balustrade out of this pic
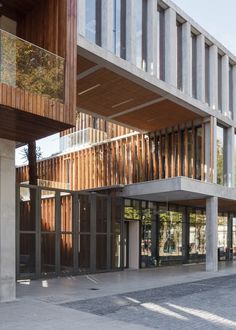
[0,29,65,102]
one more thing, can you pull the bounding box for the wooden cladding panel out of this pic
[17,122,206,189]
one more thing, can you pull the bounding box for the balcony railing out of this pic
[60,128,108,153]
[0,29,65,102]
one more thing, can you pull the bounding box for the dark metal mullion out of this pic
[55,191,61,275]
[107,196,111,270]
[120,198,125,270]
[36,187,41,278]
[73,193,79,272]
[90,193,97,273]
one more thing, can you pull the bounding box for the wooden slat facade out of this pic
[17,121,206,189]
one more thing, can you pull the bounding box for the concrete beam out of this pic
[77,0,85,37]
[101,0,113,52]
[209,45,218,111]
[182,21,192,95]
[147,0,158,76]
[126,0,136,65]
[164,7,177,87]
[0,139,16,302]
[222,55,230,118]
[196,34,205,102]
[206,197,218,272]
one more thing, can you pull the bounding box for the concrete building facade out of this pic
[13,0,236,296]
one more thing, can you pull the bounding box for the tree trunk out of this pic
[28,141,37,185]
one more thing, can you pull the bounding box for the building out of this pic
[14,0,236,296]
[0,1,77,302]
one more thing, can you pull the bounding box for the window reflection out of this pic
[189,210,206,256]
[159,208,183,257]
[86,0,96,43]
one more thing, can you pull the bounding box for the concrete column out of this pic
[0,139,16,302]
[206,197,218,272]
[209,45,218,110]
[232,65,236,120]
[77,0,85,37]
[224,126,235,187]
[126,0,136,65]
[222,55,230,118]
[182,21,192,95]
[164,7,177,87]
[101,0,113,52]
[128,221,139,269]
[196,34,205,102]
[147,0,158,76]
[204,117,217,183]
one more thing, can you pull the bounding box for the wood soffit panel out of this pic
[77,60,201,132]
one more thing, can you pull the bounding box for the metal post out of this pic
[55,191,61,275]
[90,193,97,273]
[107,196,111,270]
[73,192,79,272]
[36,187,41,278]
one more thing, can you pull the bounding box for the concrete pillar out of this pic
[196,34,205,102]
[77,0,85,37]
[101,0,113,52]
[0,139,16,302]
[164,7,177,87]
[222,55,230,118]
[232,65,236,120]
[129,221,139,269]
[182,21,192,95]
[209,45,218,110]
[224,126,235,187]
[204,117,217,183]
[206,197,218,272]
[147,0,158,76]
[126,0,136,65]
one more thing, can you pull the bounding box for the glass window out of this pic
[124,199,141,220]
[78,234,90,272]
[189,210,206,255]
[96,235,107,270]
[217,125,224,185]
[229,64,233,117]
[195,127,202,180]
[218,213,228,252]
[79,195,90,232]
[192,33,197,98]
[96,196,107,233]
[177,22,182,91]
[159,208,183,257]
[20,234,36,274]
[205,44,210,104]
[113,0,121,56]
[85,0,96,43]
[136,0,143,69]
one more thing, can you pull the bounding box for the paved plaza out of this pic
[2,263,236,329]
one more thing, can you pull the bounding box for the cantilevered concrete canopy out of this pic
[119,177,236,212]
[77,36,234,133]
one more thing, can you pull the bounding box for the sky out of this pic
[15,1,236,166]
[172,0,236,55]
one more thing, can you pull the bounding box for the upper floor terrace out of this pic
[77,0,236,133]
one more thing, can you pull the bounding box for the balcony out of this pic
[60,128,108,153]
[0,29,73,142]
[0,29,64,102]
